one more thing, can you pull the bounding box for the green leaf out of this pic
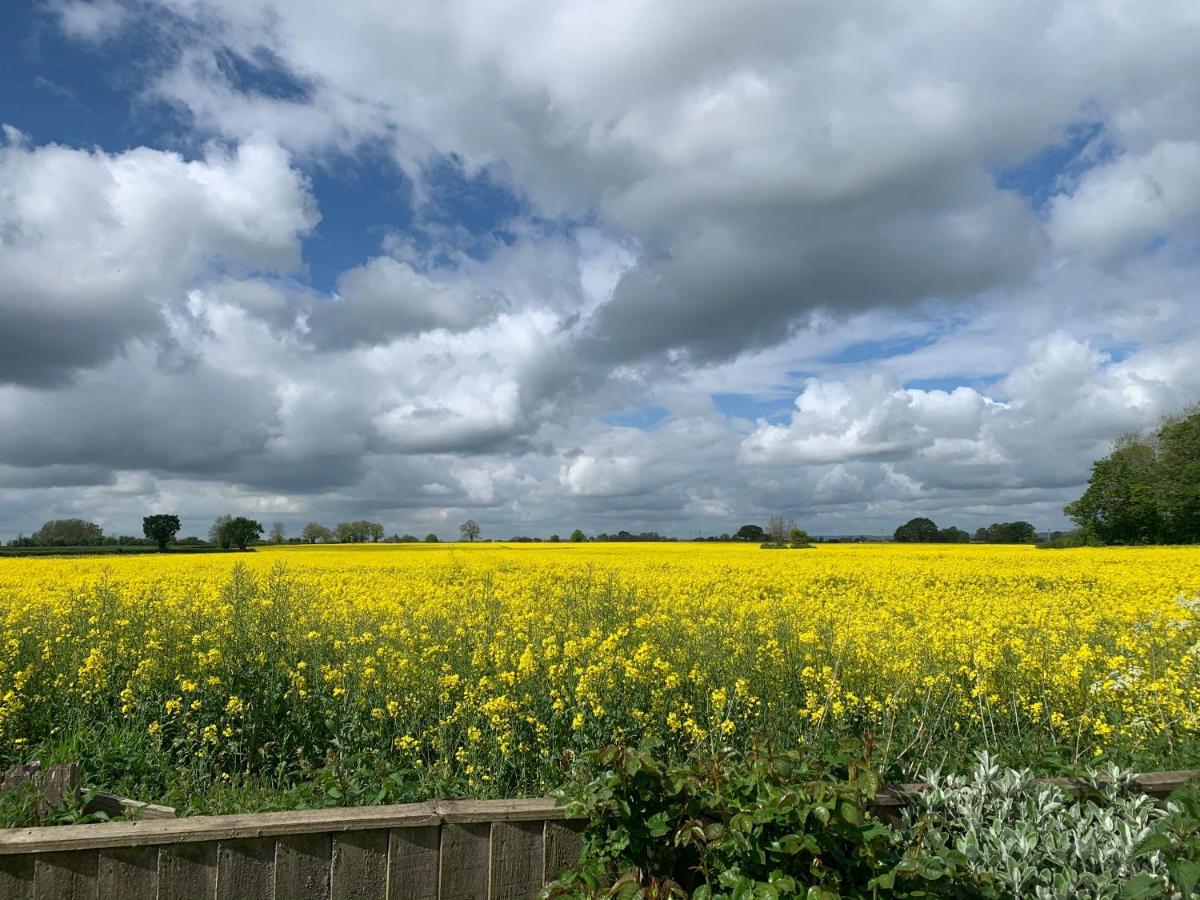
[1171,859,1200,897]
[1136,833,1173,854]
[838,801,863,826]
[1120,873,1164,899]
[646,811,669,838]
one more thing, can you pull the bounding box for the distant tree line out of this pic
[1064,405,1200,544]
[892,517,1035,543]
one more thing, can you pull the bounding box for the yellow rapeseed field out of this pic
[1,542,1198,805]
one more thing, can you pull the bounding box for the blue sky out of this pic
[1,0,1198,539]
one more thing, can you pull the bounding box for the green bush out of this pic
[908,753,1200,898]
[544,740,968,898]
[545,742,1200,899]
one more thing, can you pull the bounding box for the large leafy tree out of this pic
[219,517,263,551]
[939,526,970,543]
[32,518,104,546]
[1065,435,1165,544]
[974,521,1038,543]
[893,517,941,542]
[209,514,234,549]
[1156,409,1200,542]
[735,524,764,542]
[301,522,331,544]
[142,514,181,552]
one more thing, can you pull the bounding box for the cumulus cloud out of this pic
[741,333,1200,499]
[308,257,495,348]
[1,0,1197,539]
[128,0,1199,362]
[0,134,316,384]
[1049,141,1200,260]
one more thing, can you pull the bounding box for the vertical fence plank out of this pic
[0,855,34,900]
[331,829,389,900]
[98,846,157,900]
[386,826,439,900]
[542,821,583,884]
[438,823,490,900]
[489,821,543,899]
[34,850,98,900]
[217,837,275,900]
[38,763,82,819]
[159,841,217,899]
[275,831,331,900]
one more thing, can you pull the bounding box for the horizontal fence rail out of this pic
[0,772,1195,899]
[0,798,583,900]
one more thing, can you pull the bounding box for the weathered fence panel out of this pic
[0,773,1193,899]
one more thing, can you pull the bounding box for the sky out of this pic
[1,0,1199,540]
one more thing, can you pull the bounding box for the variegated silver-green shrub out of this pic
[908,753,1173,899]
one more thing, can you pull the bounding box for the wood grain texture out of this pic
[0,855,34,900]
[217,837,275,900]
[438,822,490,900]
[97,846,157,900]
[158,841,216,899]
[489,821,542,899]
[39,763,81,818]
[436,798,561,824]
[385,827,438,900]
[33,850,98,900]
[275,831,331,900]
[0,802,440,854]
[542,821,583,884]
[331,829,388,900]
[83,791,176,820]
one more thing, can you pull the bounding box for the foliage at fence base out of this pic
[543,741,1200,899]
[542,739,970,899]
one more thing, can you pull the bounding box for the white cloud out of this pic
[310,257,495,348]
[4,0,1198,539]
[48,0,127,42]
[740,332,1200,501]
[0,137,316,383]
[1049,141,1200,259]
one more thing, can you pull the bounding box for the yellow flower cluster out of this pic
[0,542,1198,794]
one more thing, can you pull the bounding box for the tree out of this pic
[939,526,970,543]
[766,515,793,547]
[735,524,765,542]
[210,514,234,549]
[301,522,330,544]
[424,533,439,543]
[219,517,263,551]
[789,527,812,548]
[333,522,355,543]
[460,520,481,542]
[366,521,385,543]
[142,514,181,552]
[893,517,941,543]
[1063,408,1200,545]
[31,518,104,546]
[269,522,286,544]
[570,529,586,542]
[1153,408,1200,542]
[1066,431,1162,545]
[978,521,1037,543]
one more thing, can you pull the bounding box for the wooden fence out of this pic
[0,798,582,900]
[0,771,1193,899]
